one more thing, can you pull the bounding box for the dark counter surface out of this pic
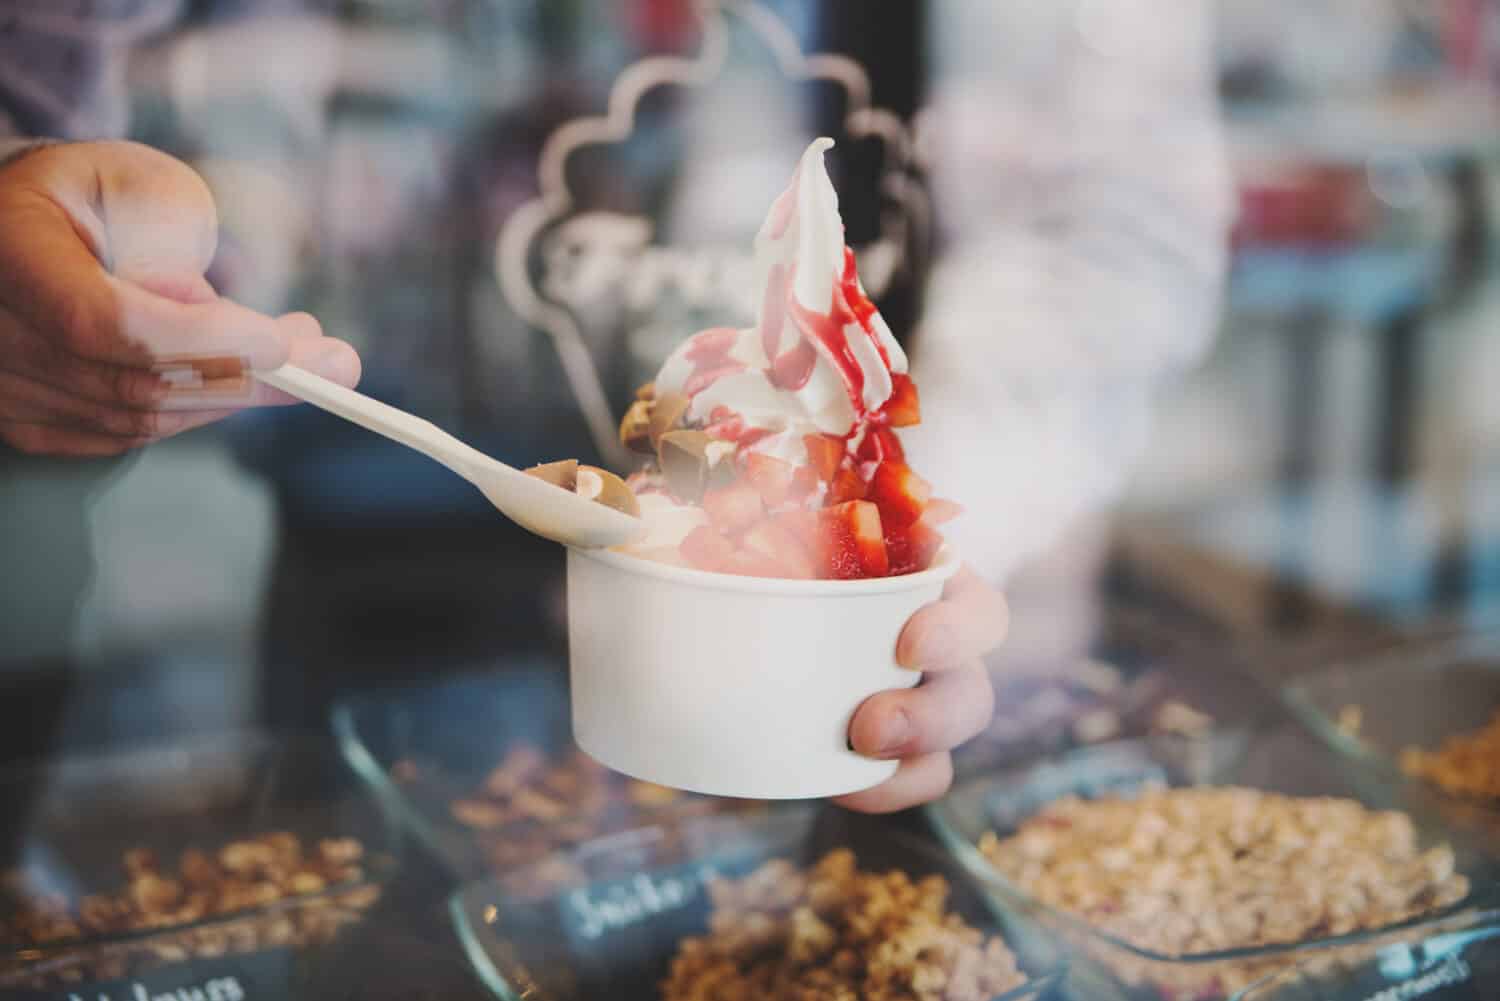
[0,532,1450,1000]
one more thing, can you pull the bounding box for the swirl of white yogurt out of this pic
[653,138,908,464]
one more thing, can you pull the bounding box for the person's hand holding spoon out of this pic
[0,140,359,456]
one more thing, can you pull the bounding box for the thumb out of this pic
[89,141,221,288]
[15,140,222,287]
[0,143,289,371]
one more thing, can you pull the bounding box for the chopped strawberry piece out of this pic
[685,327,739,363]
[802,433,846,483]
[788,464,821,503]
[885,519,944,575]
[702,412,745,440]
[885,526,915,576]
[921,497,964,525]
[771,510,821,556]
[721,548,791,579]
[816,501,889,578]
[867,461,932,529]
[708,405,736,424]
[735,427,776,451]
[742,453,796,508]
[883,373,921,427]
[768,338,818,390]
[825,465,867,507]
[681,525,736,572]
[741,521,815,578]
[702,482,764,536]
[856,427,905,463]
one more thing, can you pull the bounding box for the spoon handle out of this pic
[255,364,490,479]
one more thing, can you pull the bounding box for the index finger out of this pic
[110,277,291,371]
[894,564,1008,671]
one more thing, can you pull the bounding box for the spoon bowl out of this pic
[471,461,645,550]
[255,364,644,549]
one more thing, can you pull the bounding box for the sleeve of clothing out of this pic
[0,0,328,144]
[906,0,1236,582]
[0,135,46,165]
[0,3,186,141]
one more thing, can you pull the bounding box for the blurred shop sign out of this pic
[496,0,928,466]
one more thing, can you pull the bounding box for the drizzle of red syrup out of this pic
[735,428,775,451]
[683,363,744,398]
[783,248,875,419]
[680,327,745,398]
[678,249,908,479]
[836,247,894,376]
[702,407,774,453]
[768,339,818,389]
[759,263,787,359]
[685,327,739,364]
[765,176,798,239]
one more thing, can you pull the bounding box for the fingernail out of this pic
[153,356,253,410]
[876,710,913,758]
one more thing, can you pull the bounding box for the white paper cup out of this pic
[565,546,960,799]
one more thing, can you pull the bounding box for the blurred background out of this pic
[2,0,1499,757]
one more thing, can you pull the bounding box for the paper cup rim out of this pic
[568,544,960,596]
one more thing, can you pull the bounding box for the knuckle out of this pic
[109,366,158,409]
[928,754,955,799]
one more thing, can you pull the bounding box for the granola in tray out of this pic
[662,848,1026,1001]
[981,787,1468,952]
[396,743,762,895]
[978,786,1470,998]
[1399,708,1500,803]
[1,833,380,989]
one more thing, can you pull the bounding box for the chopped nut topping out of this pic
[662,850,1026,1001]
[409,743,761,899]
[978,786,1470,998]
[1,833,379,991]
[1399,709,1500,801]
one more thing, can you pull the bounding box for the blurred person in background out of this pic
[908,1,1232,667]
[0,1,1028,813]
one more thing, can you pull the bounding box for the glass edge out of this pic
[993,965,1064,1001]
[926,782,1496,969]
[330,700,474,883]
[470,804,816,893]
[449,886,525,1001]
[0,857,395,965]
[1281,637,1500,803]
[1,728,402,964]
[1279,680,1392,766]
[1226,909,1500,1001]
[448,827,1067,1001]
[1287,629,1500,706]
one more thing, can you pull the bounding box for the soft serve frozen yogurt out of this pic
[614,139,958,579]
